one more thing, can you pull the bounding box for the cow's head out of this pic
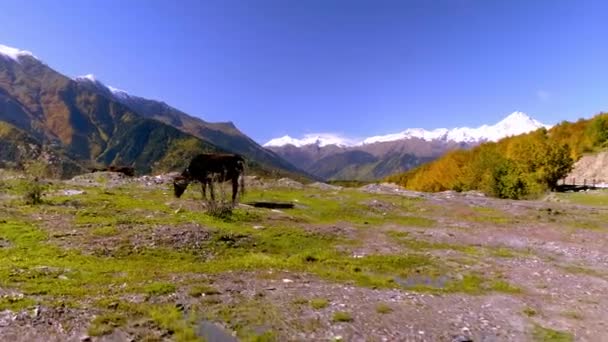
[173,175,190,198]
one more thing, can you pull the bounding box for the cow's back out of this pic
[187,154,243,181]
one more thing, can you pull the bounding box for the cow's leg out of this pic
[231,176,239,206]
[208,180,215,202]
[201,181,207,200]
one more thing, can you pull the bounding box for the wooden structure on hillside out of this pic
[554,178,607,192]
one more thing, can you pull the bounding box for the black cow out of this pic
[173,153,245,205]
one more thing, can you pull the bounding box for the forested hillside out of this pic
[386,113,608,199]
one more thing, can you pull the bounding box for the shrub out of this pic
[23,178,46,205]
[332,311,353,323]
[205,200,234,219]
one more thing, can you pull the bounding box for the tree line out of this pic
[385,113,608,199]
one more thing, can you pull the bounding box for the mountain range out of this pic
[265,112,550,180]
[0,42,551,182]
[0,43,305,178]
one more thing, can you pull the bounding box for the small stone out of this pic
[452,336,473,342]
[418,330,425,335]
[32,305,41,318]
[253,225,265,230]
[282,278,294,283]
[80,336,92,342]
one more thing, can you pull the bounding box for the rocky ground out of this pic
[0,170,607,341]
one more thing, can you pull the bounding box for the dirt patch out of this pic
[303,222,359,240]
[0,305,92,342]
[189,271,534,341]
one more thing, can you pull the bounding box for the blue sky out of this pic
[1,0,607,143]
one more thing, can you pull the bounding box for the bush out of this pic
[23,178,46,205]
[203,175,239,219]
[205,200,234,219]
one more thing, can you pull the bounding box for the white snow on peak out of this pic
[265,112,550,148]
[264,133,357,148]
[361,111,550,145]
[107,85,130,99]
[0,44,36,62]
[75,74,99,83]
[75,74,131,99]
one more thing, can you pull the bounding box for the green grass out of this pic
[144,282,177,296]
[189,284,221,297]
[491,247,517,258]
[0,180,536,338]
[559,264,606,278]
[88,312,127,336]
[532,324,573,342]
[310,298,329,309]
[242,188,430,227]
[387,230,477,253]
[149,305,199,341]
[91,225,120,237]
[468,206,512,224]
[522,306,537,317]
[562,310,583,320]
[375,303,393,314]
[332,311,353,323]
[209,299,282,340]
[557,190,608,206]
[489,280,522,294]
[0,294,36,311]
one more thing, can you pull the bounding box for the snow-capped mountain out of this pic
[265,133,358,148]
[265,112,549,148]
[107,85,130,99]
[0,44,36,61]
[363,111,549,144]
[265,112,551,181]
[75,74,131,99]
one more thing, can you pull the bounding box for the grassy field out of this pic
[0,173,606,341]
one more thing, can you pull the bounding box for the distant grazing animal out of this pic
[91,165,135,177]
[173,153,245,205]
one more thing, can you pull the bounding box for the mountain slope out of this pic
[0,43,305,178]
[75,74,305,176]
[0,121,84,176]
